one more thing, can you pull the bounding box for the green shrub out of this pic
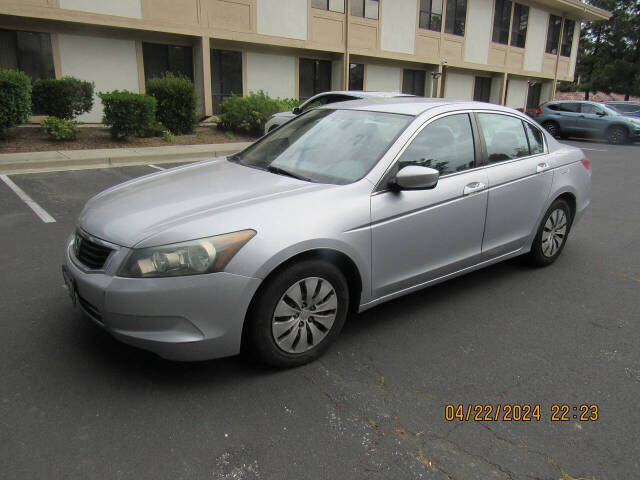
[98,90,157,139]
[219,91,299,136]
[32,77,94,120]
[146,73,196,134]
[162,130,175,143]
[41,116,79,141]
[0,69,32,135]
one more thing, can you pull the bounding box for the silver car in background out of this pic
[63,98,591,367]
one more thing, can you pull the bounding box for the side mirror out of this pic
[390,165,440,190]
[292,107,301,115]
[596,111,607,116]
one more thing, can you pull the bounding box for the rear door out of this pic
[550,103,581,133]
[477,113,554,257]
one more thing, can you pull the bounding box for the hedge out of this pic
[218,90,299,136]
[146,74,196,134]
[98,90,157,139]
[32,77,94,120]
[41,116,78,141]
[0,69,32,135]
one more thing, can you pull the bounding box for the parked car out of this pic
[534,100,640,144]
[264,90,412,134]
[63,98,591,367]
[604,101,640,118]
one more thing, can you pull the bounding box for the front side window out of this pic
[474,77,492,102]
[351,0,379,19]
[402,69,426,96]
[397,113,476,175]
[492,0,512,45]
[580,104,604,115]
[0,29,55,82]
[419,0,443,32]
[510,4,528,48]
[545,15,562,54]
[561,19,575,57]
[445,0,467,36]
[312,0,345,13]
[349,63,364,90]
[232,109,410,185]
[299,58,332,101]
[143,43,193,81]
[211,49,242,114]
[478,113,531,163]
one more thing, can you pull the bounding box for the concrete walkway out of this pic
[0,142,252,174]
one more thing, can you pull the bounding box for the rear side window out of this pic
[478,113,530,163]
[397,113,475,175]
[524,122,544,155]
[558,103,580,113]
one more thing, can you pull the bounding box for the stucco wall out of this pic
[505,78,528,109]
[568,21,580,78]
[523,8,548,72]
[58,34,139,123]
[246,52,296,99]
[257,0,307,40]
[365,64,401,91]
[445,72,474,100]
[331,60,343,90]
[490,76,503,104]
[381,0,416,55]
[464,0,492,64]
[60,0,142,18]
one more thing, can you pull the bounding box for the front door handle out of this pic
[463,182,486,196]
[536,162,551,173]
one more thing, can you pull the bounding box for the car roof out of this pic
[317,97,523,116]
[314,90,413,98]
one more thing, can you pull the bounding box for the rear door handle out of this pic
[536,162,551,173]
[463,182,486,196]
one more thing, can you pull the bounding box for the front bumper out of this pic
[64,236,261,361]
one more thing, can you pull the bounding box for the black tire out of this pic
[542,121,560,138]
[529,198,573,267]
[606,125,629,145]
[245,259,349,368]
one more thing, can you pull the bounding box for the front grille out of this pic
[74,232,113,270]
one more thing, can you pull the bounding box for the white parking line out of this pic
[148,164,166,171]
[580,147,609,152]
[0,174,56,223]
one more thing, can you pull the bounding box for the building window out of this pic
[299,58,331,101]
[492,0,512,45]
[560,19,575,57]
[349,63,364,90]
[419,0,443,32]
[445,0,467,36]
[143,43,193,81]
[526,82,542,110]
[402,69,425,96]
[210,50,242,115]
[311,0,345,13]
[0,29,55,82]
[510,3,528,48]
[351,0,379,20]
[545,15,562,54]
[473,77,492,102]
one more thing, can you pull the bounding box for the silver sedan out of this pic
[62,98,591,367]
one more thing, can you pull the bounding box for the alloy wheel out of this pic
[541,208,567,257]
[272,277,338,353]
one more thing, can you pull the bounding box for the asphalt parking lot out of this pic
[1,140,639,480]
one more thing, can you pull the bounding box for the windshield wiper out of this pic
[267,165,313,182]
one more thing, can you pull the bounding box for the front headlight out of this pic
[118,230,256,278]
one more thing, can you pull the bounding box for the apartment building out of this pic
[0,0,610,122]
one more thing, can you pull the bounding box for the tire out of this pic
[529,198,573,267]
[541,121,560,138]
[606,125,629,145]
[245,259,349,368]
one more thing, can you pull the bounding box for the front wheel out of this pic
[529,199,572,267]
[606,125,629,145]
[245,260,349,367]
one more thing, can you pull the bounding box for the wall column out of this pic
[193,36,213,118]
[500,72,508,105]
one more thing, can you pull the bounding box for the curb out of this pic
[0,142,252,175]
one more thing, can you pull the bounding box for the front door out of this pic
[371,113,488,299]
[575,103,608,137]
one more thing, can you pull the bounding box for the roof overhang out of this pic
[535,0,612,21]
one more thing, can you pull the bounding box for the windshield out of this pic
[231,109,411,185]
[607,103,640,114]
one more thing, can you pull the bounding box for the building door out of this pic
[210,49,243,115]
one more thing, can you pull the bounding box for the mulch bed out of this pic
[0,125,258,154]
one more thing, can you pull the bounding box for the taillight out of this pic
[536,106,543,115]
[581,158,591,171]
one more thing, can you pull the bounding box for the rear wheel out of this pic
[606,125,629,145]
[245,260,349,368]
[541,121,560,138]
[529,199,572,267]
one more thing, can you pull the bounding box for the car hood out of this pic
[78,158,323,248]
